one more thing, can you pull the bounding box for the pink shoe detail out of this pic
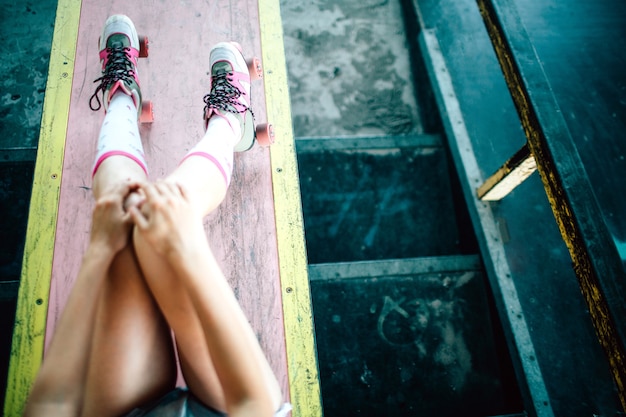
[108,79,141,108]
[202,42,257,152]
[90,15,143,114]
[99,45,140,71]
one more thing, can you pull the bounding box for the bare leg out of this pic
[80,15,178,413]
[81,157,177,417]
[132,41,284,409]
[23,191,128,417]
[132,156,230,411]
[27,15,179,416]
[165,155,228,216]
[23,157,176,417]
[133,162,283,414]
[81,201,177,415]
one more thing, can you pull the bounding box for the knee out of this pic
[132,227,194,314]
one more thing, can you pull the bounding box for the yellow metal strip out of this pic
[4,0,82,415]
[258,1,323,416]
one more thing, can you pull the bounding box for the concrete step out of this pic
[296,136,477,264]
[308,255,523,416]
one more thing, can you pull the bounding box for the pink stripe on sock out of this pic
[92,151,148,178]
[180,152,231,186]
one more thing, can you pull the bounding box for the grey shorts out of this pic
[123,388,225,417]
[123,388,291,417]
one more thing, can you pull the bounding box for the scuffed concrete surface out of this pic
[280,0,423,137]
[0,1,55,153]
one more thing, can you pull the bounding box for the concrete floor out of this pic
[280,0,423,138]
[0,1,55,153]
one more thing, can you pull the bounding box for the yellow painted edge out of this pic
[258,1,323,416]
[4,0,81,415]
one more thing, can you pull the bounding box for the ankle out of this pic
[108,91,138,113]
[206,112,242,144]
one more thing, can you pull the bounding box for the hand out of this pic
[129,181,205,257]
[90,182,139,254]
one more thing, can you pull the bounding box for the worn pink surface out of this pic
[47,0,287,396]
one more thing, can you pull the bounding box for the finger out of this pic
[120,180,140,193]
[176,183,190,202]
[142,182,161,203]
[164,181,182,199]
[123,191,145,212]
[104,185,131,214]
[115,181,143,199]
[154,181,173,197]
[120,211,135,238]
[127,180,144,192]
[128,205,149,230]
[136,187,147,201]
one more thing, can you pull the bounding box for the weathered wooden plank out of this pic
[7,0,322,415]
[477,143,536,201]
[3,0,81,415]
[308,255,481,281]
[45,0,291,400]
[476,0,626,408]
[260,0,324,414]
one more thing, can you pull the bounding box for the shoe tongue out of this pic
[107,34,129,49]
[213,61,232,75]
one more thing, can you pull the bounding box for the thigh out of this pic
[132,229,227,413]
[81,245,177,417]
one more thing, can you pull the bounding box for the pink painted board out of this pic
[46,0,288,398]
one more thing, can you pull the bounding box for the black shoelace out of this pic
[202,71,254,119]
[89,45,136,111]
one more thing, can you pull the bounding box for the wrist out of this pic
[85,239,118,263]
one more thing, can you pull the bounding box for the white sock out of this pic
[92,93,147,176]
[218,111,242,142]
[181,114,239,185]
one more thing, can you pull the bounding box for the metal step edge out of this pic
[308,254,481,281]
[295,134,443,153]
